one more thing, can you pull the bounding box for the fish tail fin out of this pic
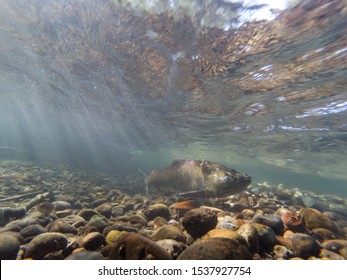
[138,168,148,177]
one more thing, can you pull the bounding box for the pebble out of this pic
[272,245,295,260]
[144,204,171,220]
[65,250,104,260]
[86,215,109,232]
[322,239,347,253]
[19,224,47,240]
[289,233,321,259]
[0,234,21,259]
[92,198,108,208]
[129,214,147,226]
[319,248,345,260]
[237,223,259,252]
[311,227,337,242]
[81,232,106,250]
[177,238,252,260]
[253,214,284,235]
[47,219,78,234]
[156,239,187,259]
[253,223,276,250]
[170,200,200,217]
[52,201,72,211]
[202,229,248,247]
[77,209,99,221]
[109,232,172,260]
[281,211,306,233]
[105,230,125,245]
[95,203,113,218]
[181,207,218,239]
[25,232,68,259]
[299,208,339,233]
[150,225,186,243]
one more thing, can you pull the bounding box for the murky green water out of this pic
[0,0,346,197]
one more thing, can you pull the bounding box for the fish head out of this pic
[204,168,252,197]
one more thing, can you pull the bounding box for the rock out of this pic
[177,238,252,260]
[253,223,276,250]
[103,223,138,236]
[36,202,55,215]
[105,230,125,245]
[272,245,295,260]
[319,249,345,260]
[156,239,187,259]
[236,209,255,220]
[0,234,20,259]
[339,247,347,259]
[299,208,339,233]
[47,219,78,234]
[19,224,47,239]
[65,250,104,260]
[311,228,338,242]
[202,229,247,247]
[150,225,186,243]
[92,198,108,208]
[112,206,125,216]
[289,233,321,259]
[81,232,106,250]
[77,209,99,221]
[281,211,306,233]
[95,203,112,218]
[218,218,237,230]
[25,232,68,259]
[109,232,172,260]
[253,214,284,235]
[153,217,168,229]
[129,214,147,226]
[327,204,347,216]
[144,204,171,220]
[181,207,218,239]
[86,215,109,232]
[170,200,200,217]
[56,209,73,218]
[322,239,347,253]
[52,201,72,211]
[237,223,259,253]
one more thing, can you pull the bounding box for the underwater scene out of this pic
[0,0,346,260]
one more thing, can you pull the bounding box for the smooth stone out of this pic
[253,223,276,250]
[144,204,171,220]
[150,225,186,243]
[112,206,125,216]
[202,229,247,247]
[86,215,109,232]
[77,209,99,221]
[236,209,255,220]
[92,198,108,208]
[66,250,104,260]
[109,232,172,260]
[319,248,345,260]
[322,239,347,253]
[52,201,72,211]
[311,228,338,242]
[47,219,78,234]
[323,211,345,222]
[25,232,68,259]
[177,238,252,260]
[272,245,295,260]
[103,223,138,236]
[153,216,168,229]
[181,207,218,239]
[156,239,187,259]
[56,209,73,218]
[19,224,47,239]
[253,214,284,235]
[289,233,321,259]
[299,208,339,233]
[95,203,113,219]
[339,247,347,259]
[328,204,347,216]
[281,211,306,233]
[237,223,259,253]
[0,234,20,259]
[129,214,148,226]
[105,230,125,245]
[81,232,106,250]
[63,215,86,225]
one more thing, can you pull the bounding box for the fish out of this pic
[144,159,251,197]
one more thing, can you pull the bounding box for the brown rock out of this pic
[281,211,306,232]
[289,233,321,259]
[299,208,339,233]
[81,232,106,250]
[170,200,200,217]
[95,203,113,218]
[177,238,252,260]
[322,239,347,253]
[319,249,345,260]
[150,225,186,243]
[202,229,248,248]
[0,234,20,260]
[25,233,68,259]
[181,207,218,239]
[237,223,259,253]
[144,204,171,220]
[311,228,337,242]
[109,232,172,260]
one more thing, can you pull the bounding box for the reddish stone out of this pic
[281,211,305,232]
